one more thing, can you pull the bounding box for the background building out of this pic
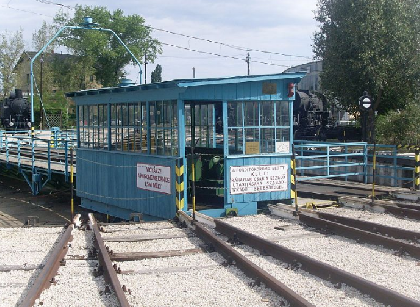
[284,61,322,93]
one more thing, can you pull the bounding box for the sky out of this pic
[0,0,319,84]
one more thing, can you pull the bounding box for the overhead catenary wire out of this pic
[35,0,73,9]
[161,42,289,68]
[147,26,312,60]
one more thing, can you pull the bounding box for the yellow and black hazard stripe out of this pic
[291,145,298,212]
[291,158,297,199]
[416,149,420,190]
[175,159,184,210]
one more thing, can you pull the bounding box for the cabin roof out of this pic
[65,72,306,98]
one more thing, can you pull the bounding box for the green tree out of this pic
[151,64,162,83]
[31,22,57,98]
[0,30,24,98]
[32,21,57,53]
[53,5,161,87]
[313,0,420,137]
[376,102,420,145]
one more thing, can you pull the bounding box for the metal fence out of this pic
[0,128,77,194]
[294,141,417,189]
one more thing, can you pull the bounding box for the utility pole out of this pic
[144,53,148,84]
[245,53,250,75]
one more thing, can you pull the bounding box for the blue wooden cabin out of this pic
[66,72,305,221]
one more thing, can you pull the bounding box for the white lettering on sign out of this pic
[230,164,288,195]
[137,163,171,194]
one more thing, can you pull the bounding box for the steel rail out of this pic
[395,202,420,211]
[20,223,74,307]
[381,204,420,220]
[213,218,420,307]
[302,209,420,242]
[88,214,130,307]
[299,213,420,259]
[341,196,420,220]
[177,211,314,307]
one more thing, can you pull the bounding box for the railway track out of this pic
[23,214,124,306]
[3,196,420,306]
[0,224,66,306]
[98,214,291,306]
[216,206,420,306]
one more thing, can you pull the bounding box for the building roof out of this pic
[65,71,306,98]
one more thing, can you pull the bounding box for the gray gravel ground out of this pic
[104,222,288,307]
[319,205,420,233]
[37,226,119,306]
[222,214,420,304]
[0,227,63,306]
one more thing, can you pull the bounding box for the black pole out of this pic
[144,53,147,84]
[363,111,367,142]
[246,53,250,75]
[415,149,420,190]
[40,56,43,130]
[371,110,376,203]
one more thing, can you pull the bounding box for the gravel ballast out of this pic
[0,227,63,306]
[37,226,120,306]
[319,206,420,233]
[222,214,420,303]
[103,222,288,307]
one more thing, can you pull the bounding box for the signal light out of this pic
[287,83,294,98]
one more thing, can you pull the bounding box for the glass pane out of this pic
[261,128,275,153]
[227,102,242,127]
[244,102,259,126]
[122,104,128,126]
[276,101,290,126]
[243,128,259,155]
[276,128,290,153]
[245,128,259,142]
[261,101,274,126]
[228,128,243,155]
[150,102,156,127]
[185,105,191,147]
[129,104,135,125]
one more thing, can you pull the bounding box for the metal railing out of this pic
[294,140,417,189]
[0,129,77,194]
[294,141,368,181]
[365,144,414,188]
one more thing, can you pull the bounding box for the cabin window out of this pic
[185,103,215,149]
[78,104,108,149]
[227,100,290,155]
[78,100,177,156]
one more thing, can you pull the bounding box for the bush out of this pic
[376,101,420,145]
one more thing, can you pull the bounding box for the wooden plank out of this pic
[122,264,218,275]
[110,248,203,261]
[103,233,190,242]
[0,264,42,272]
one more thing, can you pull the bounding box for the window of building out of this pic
[78,100,178,156]
[185,103,216,149]
[227,100,290,155]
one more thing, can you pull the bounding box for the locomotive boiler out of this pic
[0,89,31,131]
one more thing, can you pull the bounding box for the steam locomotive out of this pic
[0,89,31,131]
[293,90,362,141]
